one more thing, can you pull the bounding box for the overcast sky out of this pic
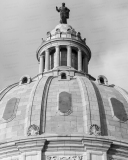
[0,0,128,90]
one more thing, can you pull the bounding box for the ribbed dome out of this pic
[0,75,128,141]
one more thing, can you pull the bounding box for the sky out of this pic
[0,0,128,90]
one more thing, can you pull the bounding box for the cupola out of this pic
[36,10,91,76]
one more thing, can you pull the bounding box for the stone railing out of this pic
[45,30,86,45]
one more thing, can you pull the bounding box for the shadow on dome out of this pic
[110,98,128,122]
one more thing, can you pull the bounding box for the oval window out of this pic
[3,98,20,122]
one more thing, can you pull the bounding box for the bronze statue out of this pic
[56,3,70,24]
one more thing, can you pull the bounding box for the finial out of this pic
[56,3,70,24]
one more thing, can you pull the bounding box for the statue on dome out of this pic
[56,3,70,24]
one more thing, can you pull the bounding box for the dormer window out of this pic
[22,77,28,84]
[19,75,31,85]
[99,77,105,84]
[97,75,108,85]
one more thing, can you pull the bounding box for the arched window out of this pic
[61,73,66,79]
[58,71,70,81]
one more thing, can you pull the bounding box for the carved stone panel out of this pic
[47,156,58,160]
[60,156,83,160]
[47,156,83,160]
[89,124,101,136]
[27,124,39,136]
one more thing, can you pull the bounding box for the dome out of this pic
[0,73,128,158]
[1,3,128,160]
[0,75,128,140]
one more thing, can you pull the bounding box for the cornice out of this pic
[0,136,128,158]
[0,83,19,101]
[82,137,112,152]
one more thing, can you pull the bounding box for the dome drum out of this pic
[37,38,91,61]
[37,40,90,75]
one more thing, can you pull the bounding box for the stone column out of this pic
[45,49,50,72]
[55,46,60,68]
[67,45,71,67]
[39,54,44,73]
[78,49,82,71]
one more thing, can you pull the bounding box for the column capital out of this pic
[78,48,82,52]
[67,45,71,49]
[39,54,44,58]
[45,48,50,53]
[55,45,60,49]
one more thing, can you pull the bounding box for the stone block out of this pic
[108,125,116,131]
[92,115,100,121]
[91,110,100,116]
[31,115,40,121]
[121,128,127,133]
[121,123,128,129]
[108,121,120,127]
[0,134,6,141]
[77,127,84,133]
[106,111,112,115]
